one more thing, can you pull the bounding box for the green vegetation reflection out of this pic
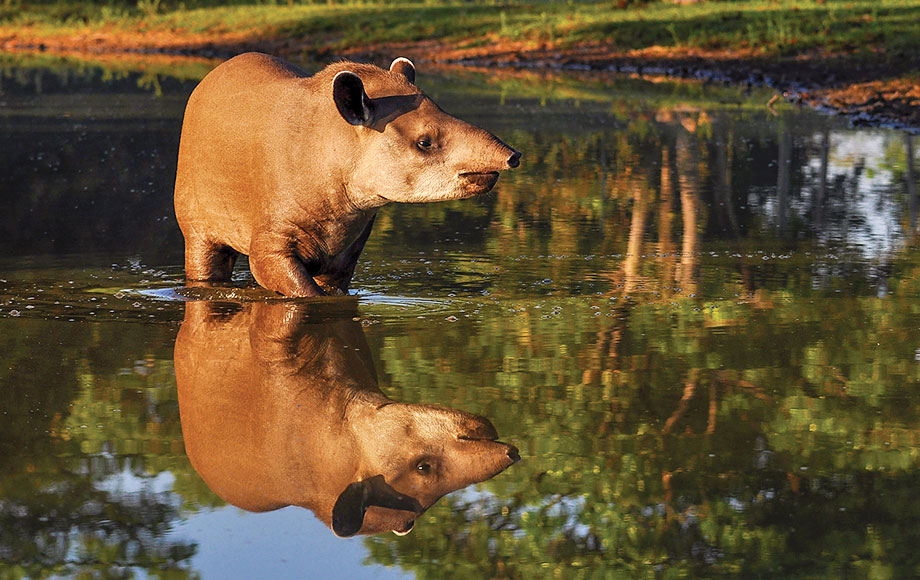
[362,273,920,578]
[0,318,206,577]
[1,59,920,578]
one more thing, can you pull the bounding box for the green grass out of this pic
[3,0,920,63]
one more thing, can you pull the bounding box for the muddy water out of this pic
[2,54,920,578]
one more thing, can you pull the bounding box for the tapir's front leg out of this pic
[314,215,377,295]
[249,228,326,297]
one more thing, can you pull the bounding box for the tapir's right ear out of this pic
[331,475,422,537]
[333,71,374,126]
[389,57,416,84]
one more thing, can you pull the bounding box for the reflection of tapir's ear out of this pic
[331,475,422,537]
[389,57,416,84]
[332,71,374,126]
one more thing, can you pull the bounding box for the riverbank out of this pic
[2,0,918,129]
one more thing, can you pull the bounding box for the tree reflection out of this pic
[814,127,830,231]
[360,107,920,578]
[0,320,196,577]
[612,118,702,299]
[675,124,701,296]
[907,134,918,231]
[3,58,920,577]
[364,283,920,577]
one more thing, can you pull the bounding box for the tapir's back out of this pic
[173,53,315,254]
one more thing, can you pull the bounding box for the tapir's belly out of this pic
[176,172,257,254]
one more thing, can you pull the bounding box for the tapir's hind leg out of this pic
[183,234,239,282]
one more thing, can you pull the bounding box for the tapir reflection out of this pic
[174,301,519,537]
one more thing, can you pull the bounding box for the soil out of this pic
[2,28,918,131]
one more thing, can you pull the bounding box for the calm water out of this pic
[2,52,920,578]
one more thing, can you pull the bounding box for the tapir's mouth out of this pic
[458,434,495,441]
[459,434,522,468]
[458,424,521,466]
[459,171,500,194]
[457,417,499,441]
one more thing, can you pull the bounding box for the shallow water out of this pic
[2,53,920,578]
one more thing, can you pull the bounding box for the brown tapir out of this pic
[174,52,520,297]
[174,300,519,536]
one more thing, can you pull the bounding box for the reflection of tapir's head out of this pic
[174,301,519,536]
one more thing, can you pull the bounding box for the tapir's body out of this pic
[174,301,518,536]
[175,53,519,296]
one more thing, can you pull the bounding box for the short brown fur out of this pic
[174,53,519,296]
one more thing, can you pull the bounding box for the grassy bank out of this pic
[3,0,919,62]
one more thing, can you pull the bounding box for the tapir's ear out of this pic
[331,475,422,537]
[333,71,374,126]
[389,57,416,84]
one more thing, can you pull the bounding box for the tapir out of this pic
[173,300,519,536]
[174,52,520,297]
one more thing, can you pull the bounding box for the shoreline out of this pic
[3,33,918,132]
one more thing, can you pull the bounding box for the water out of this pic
[2,51,920,578]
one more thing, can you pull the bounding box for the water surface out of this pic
[2,53,920,578]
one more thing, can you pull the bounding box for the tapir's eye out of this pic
[416,137,432,151]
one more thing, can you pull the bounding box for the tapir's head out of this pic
[327,58,520,205]
[334,401,519,537]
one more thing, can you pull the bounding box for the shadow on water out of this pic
[2,51,920,577]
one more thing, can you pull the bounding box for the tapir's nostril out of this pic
[508,150,521,169]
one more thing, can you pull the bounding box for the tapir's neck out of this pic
[283,189,378,278]
[342,178,390,212]
[277,371,389,514]
[274,333,389,431]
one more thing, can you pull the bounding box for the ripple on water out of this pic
[351,290,458,317]
[0,270,469,325]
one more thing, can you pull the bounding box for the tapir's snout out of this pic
[455,121,521,173]
[484,138,520,172]
[451,411,520,474]
[507,149,521,169]
[455,133,520,197]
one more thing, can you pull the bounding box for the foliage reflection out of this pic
[0,56,919,578]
